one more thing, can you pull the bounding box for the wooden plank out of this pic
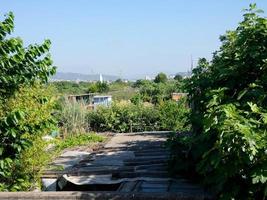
[135,151,170,157]
[135,163,167,171]
[0,191,214,200]
[112,171,169,178]
[132,181,143,192]
[39,131,213,199]
[124,155,169,163]
[135,163,167,169]
[71,166,135,176]
[124,159,168,166]
[142,184,169,189]
[142,188,168,193]
[117,181,138,192]
[134,148,168,152]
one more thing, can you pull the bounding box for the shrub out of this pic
[0,84,57,191]
[132,79,185,105]
[170,5,267,199]
[87,100,190,133]
[87,81,109,93]
[158,98,190,132]
[154,72,168,83]
[0,12,56,191]
[87,102,161,133]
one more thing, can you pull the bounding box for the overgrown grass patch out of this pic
[54,133,105,152]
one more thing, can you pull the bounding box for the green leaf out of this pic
[0,160,4,169]
[248,102,260,113]
[0,148,3,156]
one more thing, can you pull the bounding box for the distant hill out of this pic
[50,72,119,82]
[175,72,192,77]
[126,72,191,81]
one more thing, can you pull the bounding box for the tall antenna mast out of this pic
[119,69,122,80]
[190,54,193,72]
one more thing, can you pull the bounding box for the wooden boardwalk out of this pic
[1,132,213,200]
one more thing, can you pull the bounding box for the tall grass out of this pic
[60,98,88,137]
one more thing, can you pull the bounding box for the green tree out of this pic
[159,98,190,131]
[0,12,56,98]
[96,81,109,93]
[86,81,109,93]
[133,79,151,88]
[115,78,123,83]
[154,72,168,83]
[0,12,56,191]
[172,4,267,199]
[174,74,183,81]
[87,83,98,93]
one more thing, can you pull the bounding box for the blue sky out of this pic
[1,1,267,78]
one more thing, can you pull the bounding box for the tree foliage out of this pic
[171,5,267,199]
[87,81,109,93]
[0,12,56,191]
[159,98,190,132]
[174,74,183,81]
[87,101,189,133]
[154,72,168,83]
[0,12,56,98]
[132,79,185,104]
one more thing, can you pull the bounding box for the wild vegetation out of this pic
[54,133,104,152]
[58,99,89,137]
[1,4,266,199]
[87,99,189,133]
[53,72,189,134]
[51,73,185,103]
[84,73,188,133]
[51,81,109,95]
[0,16,189,190]
[131,74,185,104]
[0,12,104,191]
[169,5,267,199]
[0,12,56,191]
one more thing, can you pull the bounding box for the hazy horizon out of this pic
[53,70,190,80]
[2,0,267,78]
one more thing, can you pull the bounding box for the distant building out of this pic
[145,75,152,80]
[93,95,112,109]
[171,93,187,102]
[68,93,94,104]
[99,74,103,83]
[168,75,175,79]
[67,94,112,110]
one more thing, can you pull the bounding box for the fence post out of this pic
[130,121,133,133]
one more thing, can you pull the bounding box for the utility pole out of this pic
[119,69,123,80]
[190,54,193,72]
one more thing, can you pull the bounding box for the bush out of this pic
[0,12,56,191]
[154,72,168,83]
[87,102,161,133]
[0,84,57,191]
[159,99,190,132]
[87,100,190,133]
[170,5,267,199]
[132,79,185,105]
[87,81,109,93]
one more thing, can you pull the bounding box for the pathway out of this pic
[1,132,213,200]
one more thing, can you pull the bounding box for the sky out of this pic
[1,0,267,79]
